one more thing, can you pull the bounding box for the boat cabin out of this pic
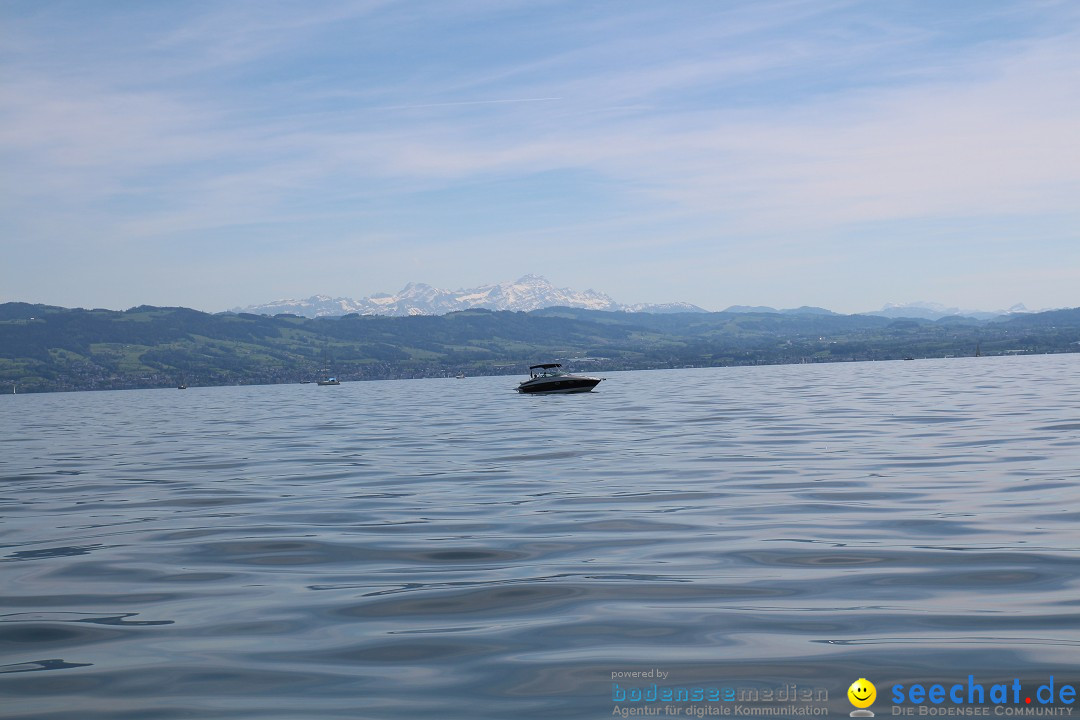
[528,363,563,379]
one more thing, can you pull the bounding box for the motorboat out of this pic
[317,377,340,386]
[517,363,602,394]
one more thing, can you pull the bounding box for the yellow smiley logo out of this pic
[848,678,876,709]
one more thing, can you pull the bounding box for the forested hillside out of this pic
[2,303,1078,393]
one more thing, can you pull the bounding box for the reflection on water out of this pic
[2,355,1080,718]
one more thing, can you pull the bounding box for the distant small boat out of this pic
[317,377,340,386]
[903,357,914,361]
[456,373,465,379]
[177,384,187,390]
[517,363,602,394]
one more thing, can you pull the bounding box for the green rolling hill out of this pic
[2,302,1078,393]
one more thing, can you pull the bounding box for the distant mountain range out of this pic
[6,301,1080,394]
[722,305,839,316]
[234,274,707,317]
[722,301,1035,321]
[234,274,1042,321]
[863,301,1033,321]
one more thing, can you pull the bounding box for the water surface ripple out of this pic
[3,355,1080,718]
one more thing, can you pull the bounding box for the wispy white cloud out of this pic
[375,97,562,111]
[2,0,1078,311]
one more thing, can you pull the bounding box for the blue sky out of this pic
[2,0,1078,313]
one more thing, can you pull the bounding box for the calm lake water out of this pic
[3,355,1080,719]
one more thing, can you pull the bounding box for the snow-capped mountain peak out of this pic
[232,276,705,317]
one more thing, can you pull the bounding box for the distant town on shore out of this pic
[3,300,1078,394]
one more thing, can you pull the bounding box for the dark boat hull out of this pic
[517,376,601,394]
